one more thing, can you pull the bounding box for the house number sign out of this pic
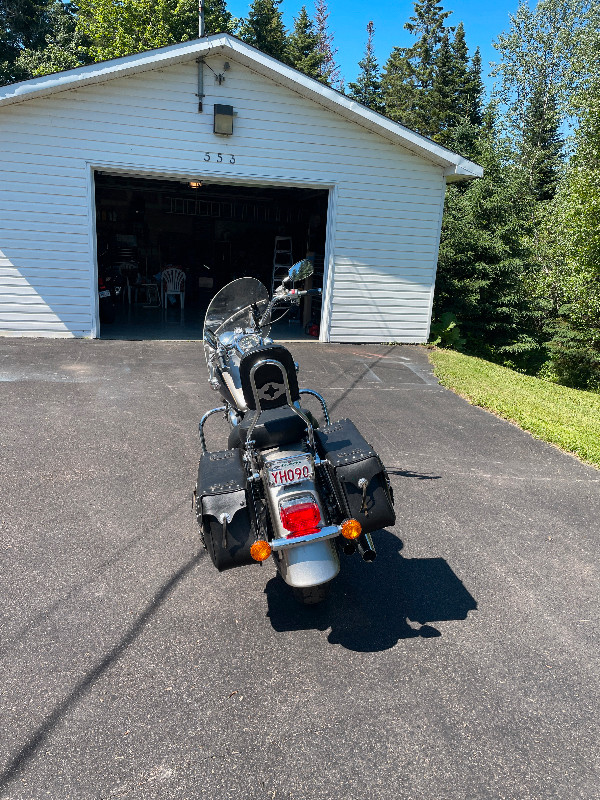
[204,152,236,164]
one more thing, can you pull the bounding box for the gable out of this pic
[0,34,482,181]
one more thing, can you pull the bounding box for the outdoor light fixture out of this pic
[214,104,234,135]
[189,180,202,189]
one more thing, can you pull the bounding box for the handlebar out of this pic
[258,287,322,328]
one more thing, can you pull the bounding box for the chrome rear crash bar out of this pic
[270,524,341,551]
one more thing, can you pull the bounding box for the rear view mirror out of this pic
[288,259,314,282]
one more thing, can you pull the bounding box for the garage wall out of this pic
[0,55,446,341]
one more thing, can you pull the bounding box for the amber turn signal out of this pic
[341,519,362,540]
[250,540,272,561]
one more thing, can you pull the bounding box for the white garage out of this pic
[0,33,481,342]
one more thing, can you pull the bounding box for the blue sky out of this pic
[227,0,520,93]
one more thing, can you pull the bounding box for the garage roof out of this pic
[0,33,483,181]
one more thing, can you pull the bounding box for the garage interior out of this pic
[94,173,328,340]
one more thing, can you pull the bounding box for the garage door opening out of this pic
[94,173,329,340]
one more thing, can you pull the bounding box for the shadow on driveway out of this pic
[265,530,477,652]
[0,552,204,795]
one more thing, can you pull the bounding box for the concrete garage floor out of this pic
[0,339,598,800]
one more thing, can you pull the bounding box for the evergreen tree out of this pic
[203,0,237,36]
[285,6,323,79]
[429,31,457,139]
[239,0,286,62]
[348,21,383,113]
[434,119,539,363]
[466,47,484,126]
[520,84,563,201]
[437,41,485,155]
[381,0,452,135]
[314,0,341,87]
[450,21,470,117]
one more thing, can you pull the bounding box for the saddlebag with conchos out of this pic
[196,449,255,571]
[315,419,395,534]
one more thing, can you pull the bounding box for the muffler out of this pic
[339,538,357,556]
[357,532,377,562]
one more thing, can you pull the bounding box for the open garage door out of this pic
[94,173,328,341]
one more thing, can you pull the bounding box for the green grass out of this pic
[429,348,600,469]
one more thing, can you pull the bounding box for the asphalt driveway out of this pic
[0,339,598,800]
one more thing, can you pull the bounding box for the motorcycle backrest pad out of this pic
[239,344,299,411]
[315,418,396,534]
[196,449,256,571]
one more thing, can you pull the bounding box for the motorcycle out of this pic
[194,260,396,604]
[98,267,125,324]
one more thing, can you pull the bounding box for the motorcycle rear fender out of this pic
[261,448,340,588]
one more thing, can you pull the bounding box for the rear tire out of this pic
[292,581,331,605]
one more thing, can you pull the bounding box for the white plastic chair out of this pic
[161,267,186,309]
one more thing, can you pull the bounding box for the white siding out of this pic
[0,57,446,341]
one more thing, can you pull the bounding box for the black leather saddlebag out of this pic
[196,449,255,571]
[315,419,395,534]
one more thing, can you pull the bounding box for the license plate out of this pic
[99,290,110,298]
[268,455,313,487]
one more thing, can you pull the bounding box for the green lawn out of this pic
[429,348,600,469]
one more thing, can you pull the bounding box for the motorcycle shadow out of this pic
[265,530,477,652]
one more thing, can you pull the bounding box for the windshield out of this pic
[203,278,270,343]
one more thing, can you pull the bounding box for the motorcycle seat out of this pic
[227,406,308,450]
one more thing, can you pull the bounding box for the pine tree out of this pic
[451,21,470,117]
[348,21,383,113]
[202,0,237,36]
[434,119,539,362]
[440,45,485,158]
[381,0,452,135]
[429,31,457,138]
[286,6,323,78]
[314,0,341,87]
[521,84,563,201]
[466,47,484,126]
[432,26,485,152]
[239,0,286,62]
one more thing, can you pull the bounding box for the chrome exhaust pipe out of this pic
[339,538,357,556]
[357,532,376,562]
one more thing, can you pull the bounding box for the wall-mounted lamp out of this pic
[214,104,234,136]
[189,180,202,189]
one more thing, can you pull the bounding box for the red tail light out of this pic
[279,495,321,538]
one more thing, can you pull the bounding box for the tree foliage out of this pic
[381,0,452,135]
[76,0,235,62]
[15,1,91,78]
[435,124,539,362]
[286,6,323,79]
[347,21,382,112]
[492,0,594,134]
[381,1,482,145]
[314,0,341,87]
[531,82,600,387]
[1,0,55,83]
[239,0,286,61]
[520,85,563,200]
